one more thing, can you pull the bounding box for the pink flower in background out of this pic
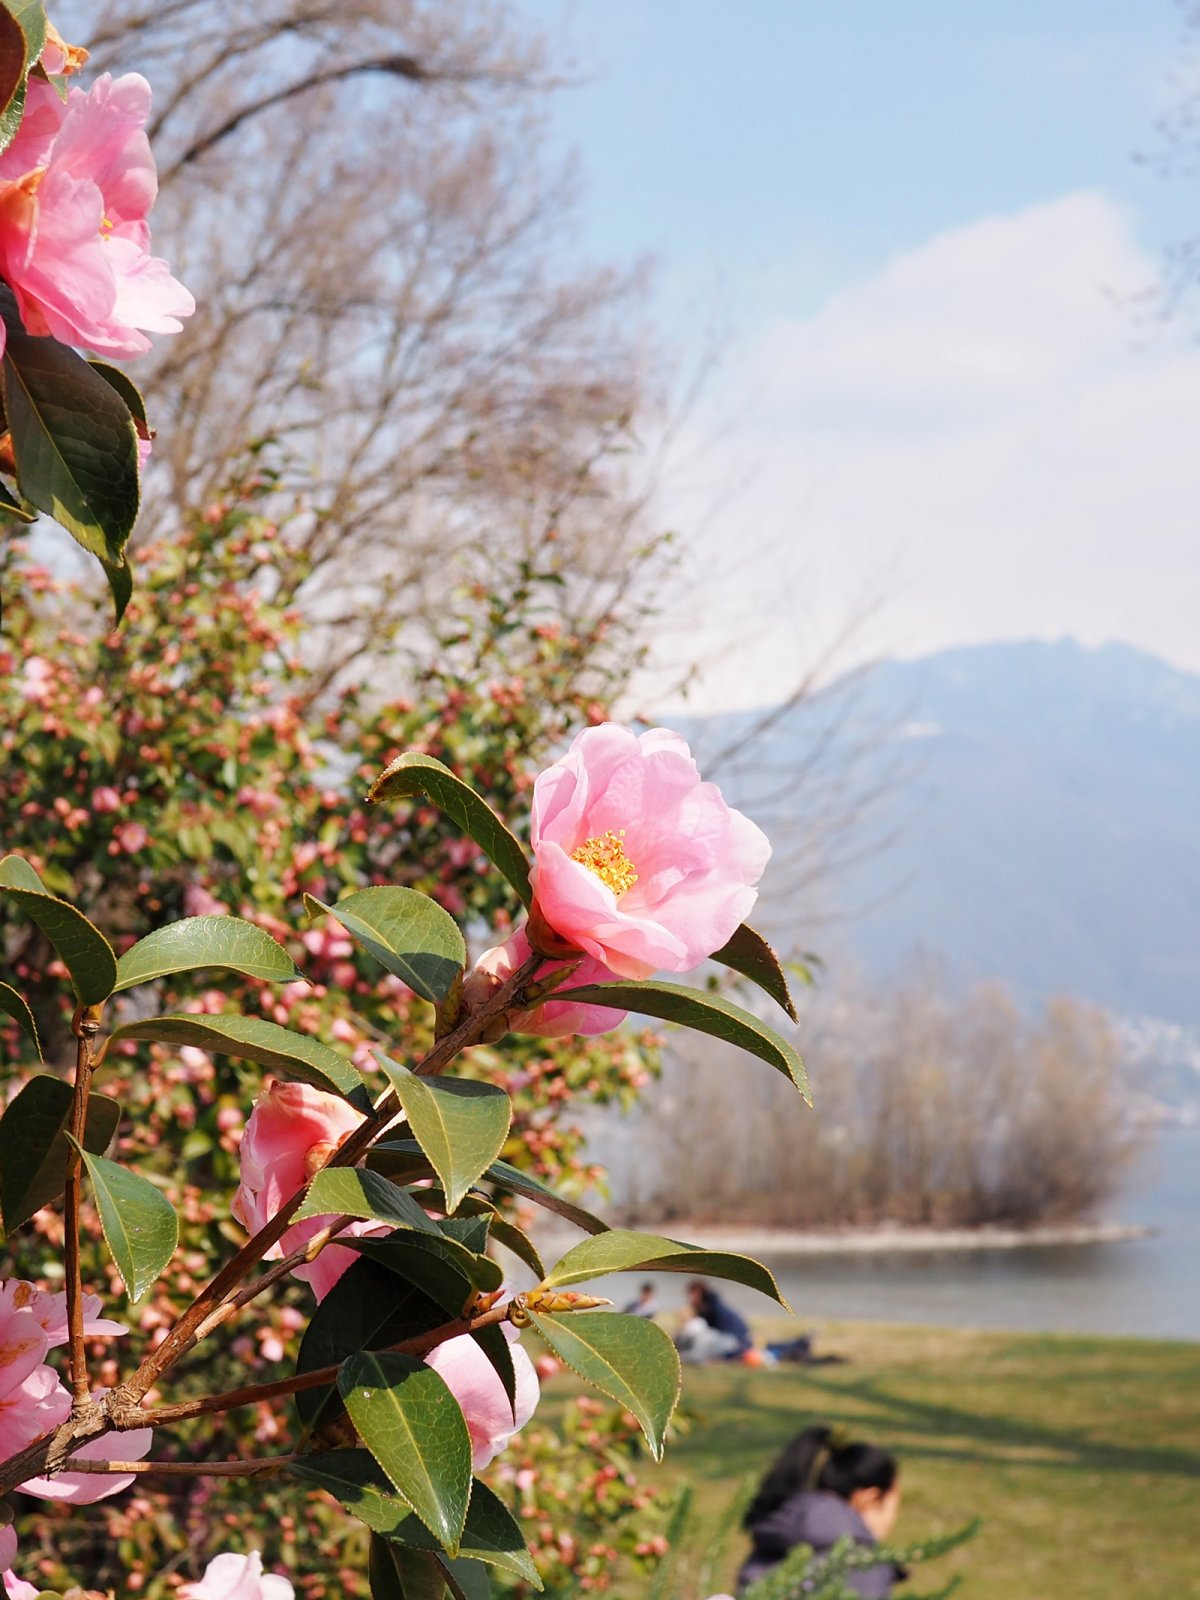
[91,785,122,813]
[18,657,52,703]
[179,1551,294,1600]
[424,1323,539,1470]
[184,883,229,917]
[465,926,626,1038]
[113,820,149,853]
[529,724,770,979]
[232,1081,379,1302]
[0,74,193,359]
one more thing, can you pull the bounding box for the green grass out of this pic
[544,1319,1200,1600]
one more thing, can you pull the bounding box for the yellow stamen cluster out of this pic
[571,829,638,897]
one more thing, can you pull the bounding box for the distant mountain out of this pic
[690,639,1200,1041]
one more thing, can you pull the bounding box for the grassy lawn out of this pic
[543,1319,1200,1599]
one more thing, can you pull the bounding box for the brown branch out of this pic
[60,1454,300,1479]
[64,1004,102,1408]
[135,1302,512,1430]
[163,55,440,179]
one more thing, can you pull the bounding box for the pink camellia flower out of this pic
[113,820,149,854]
[232,1081,380,1302]
[528,724,770,979]
[0,74,193,360]
[179,1551,294,1600]
[424,1323,539,1471]
[464,925,626,1038]
[0,1279,126,1347]
[91,785,122,814]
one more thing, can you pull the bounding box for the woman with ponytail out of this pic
[737,1425,903,1596]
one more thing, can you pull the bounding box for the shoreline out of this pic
[576,1220,1154,1255]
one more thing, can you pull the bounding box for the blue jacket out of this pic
[700,1290,752,1353]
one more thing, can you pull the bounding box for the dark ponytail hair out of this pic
[743,1426,898,1527]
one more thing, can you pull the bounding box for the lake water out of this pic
[706,1125,1200,1342]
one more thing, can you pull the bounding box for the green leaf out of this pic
[712,923,798,1022]
[88,361,151,438]
[293,1452,542,1586]
[555,980,808,1101]
[295,1169,438,1234]
[338,1351,473,1553]
[113,915,303,992]
[295,1259,447,1433]
[100,555,132,625]
[0,0,45,153]
[105,1014,366,1105]
[374,1055,511,1214]
[479,1215,544,1281]
[0,1076,120,1231]
[73,1142,178,1302]
[0,479,36,522]
[1,318,139,567]
[0,981,40,1059]
[0,883,116,1005]
[305,888,465,1005]
[366,753,532,908]
[0,854,45,892]
[369,1538,441,1600]
[367,1142,609,1237]
[350,1231,501,1314]
[541,1228,788,1308]
[530,1310,681,1462]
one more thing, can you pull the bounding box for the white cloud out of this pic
[648,192,1200,713]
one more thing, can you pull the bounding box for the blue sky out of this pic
[522,2,1200,709]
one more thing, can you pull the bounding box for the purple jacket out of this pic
[737,1490,898,1598]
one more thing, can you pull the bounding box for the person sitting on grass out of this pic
[737,1424,903,1598]
[675,1280,754,1362]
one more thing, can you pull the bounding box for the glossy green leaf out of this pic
[2,321,139,567]
[293,1452,541,1586]
[541,1228,788,1307]
[338,1351,473,1552]
[367,1142,609,1237]
[369,1538,440,1600]
[0,0,45,153]
[555,980,808,1100]
[114,915,302,992]
[0,1075,120,1231]
[712,923,798,1021]
[367,753,532,908]
[88,361,151,437]
[349,1231,501,1314]
[530,1310,681,1462]
[0,479,35,522]
[0,981,40,1059]
[295,1169,438,1234]
[375,1055,511,1214]
[100,554,132,625]
[305,888,465,1004]
[0,883,116,1005]
[106,1014,366,1104]
[0,854,45,892]
[295,1259,447,1432]
[74,1142,178,1302]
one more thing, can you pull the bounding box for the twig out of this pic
[60,1454,300,1479]
[64,1004,102,1408]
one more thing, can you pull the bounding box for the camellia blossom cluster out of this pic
[0,1279,150,1587]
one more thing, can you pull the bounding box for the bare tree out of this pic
[619,973,1145,1229]
[58,0,661,679]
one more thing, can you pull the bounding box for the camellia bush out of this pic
[0,719,806,1598]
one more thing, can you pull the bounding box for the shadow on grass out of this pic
[678,1366,1200,1483]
